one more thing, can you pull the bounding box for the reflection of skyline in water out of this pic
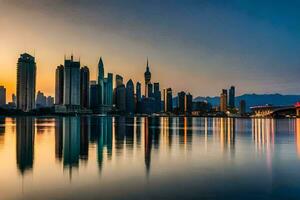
[16,117,34,175]
[8,116,300,177]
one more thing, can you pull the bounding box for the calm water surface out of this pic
[0,116,300,199]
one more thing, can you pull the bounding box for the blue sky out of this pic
[1,0,300,97]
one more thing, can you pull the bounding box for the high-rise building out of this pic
[164,88,173,113]
[98,57,104,105]
[147,83,153,98]
[126,79,135,114]
[115,74,123,88]
[153,82,161,112]
[116,84,126,113]
[46,96,54,107]
[144,59,151,97]
[80,66,90,109]
[106,73,113,106]
[63,55,80,106]
[185,93,193,114]
[0,86,6,106]
[36,91,46,108]
[239,100,246,115]
[136,82,141,102]
[178,91,186,114]
[89,81,99,110]
[55,65,64,105]
[229,86,235,108]
[220,89,228,112]
[12,94,16,106]
[17,53,36,112]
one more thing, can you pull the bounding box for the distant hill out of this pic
[194,94,300,111]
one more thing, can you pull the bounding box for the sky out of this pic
[1,0,300,101]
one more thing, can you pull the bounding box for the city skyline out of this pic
[2,0,300,101]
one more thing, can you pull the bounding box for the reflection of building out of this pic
[219,118,235,154]
[63,117,80,171]
[80,117,89,161]
[252,118,275,159]
[17,53,36,112]
[97,117,113,170]
[55,118,63,161]
[144,117,161,176]
[16,117,35,174]
[295,119,300,157]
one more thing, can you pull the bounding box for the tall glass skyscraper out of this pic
[229,86,235,108]
[55,65,64,105]
[17,53,36,112]
[63,55,80,106]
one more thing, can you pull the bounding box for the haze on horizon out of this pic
[1,0,300,101]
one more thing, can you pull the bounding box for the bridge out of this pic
[251,102,300,117]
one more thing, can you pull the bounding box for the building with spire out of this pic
[95,57,113,113]
[144,59,151,97]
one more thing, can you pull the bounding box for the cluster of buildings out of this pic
[219,86,246,115]
[0,52,247,116]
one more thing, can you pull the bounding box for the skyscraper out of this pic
[116,84,126,113]
[239,100,246,116]
[36,91,46,108]
[115,74,123,88]
[126,79,135,114]
[147,83,153,98]
[46,96,54,107]
[185,93,193,114]
[98,57,104,105]
[63,55,80,106]
[17,53,36,112]
[12,94,16,106]
[80,66,90,109]
[0,86,6,106]
[220,89,228,112]
[153,82,161,112]
[106,73,113,106]
[136,82,141,102]
[229,86,235,108]
[89,81,99,110]
[55,65,64,105]
[144,59,151,97]
[178,91,186,114]
[164,88,173,113]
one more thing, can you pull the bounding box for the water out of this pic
[0,116,300,199]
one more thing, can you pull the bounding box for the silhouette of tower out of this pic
[144,59,151,97]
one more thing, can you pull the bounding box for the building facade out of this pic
[0,86,6,106]
[17,53,36,112]
[164,88,173,113]
[126,79,135,114]
[63,55,80,106]
[55,65,64,105]
[220,89,228,112]
[229,86,235,108]
[80,66,90,109]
